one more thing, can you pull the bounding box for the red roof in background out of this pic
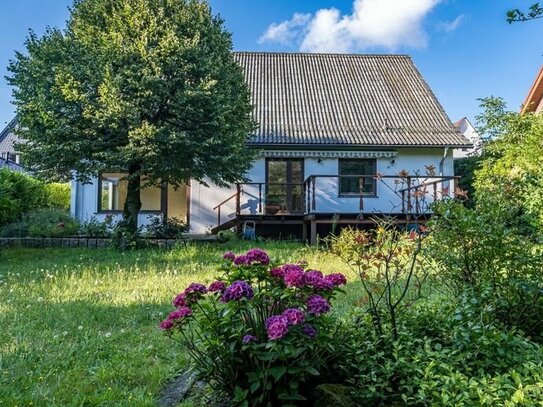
[522,65,543,114]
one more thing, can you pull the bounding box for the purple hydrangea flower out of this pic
[265,315,289,340]
[304,270,324,287]
[306,295,331,316]
[282,308,305,326]
[283,264,305,274]
[208,281,226,293]
[223,251,236,261]
[172,292,187,308]
[302,324,318,338]
[184,283,208,296]
[284,268,305,288]
[221,280,254,302]
[270,267,286,279]
[168,306,193,320]
[242,334,257,344]
[313,277,334,291]
[234,255,248,266]
[325,273,347,287]
[159,319,174,330]
[245,248,270,265]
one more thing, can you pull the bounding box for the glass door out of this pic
[265,159,304,215]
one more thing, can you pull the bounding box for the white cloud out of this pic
[260,0,442,53]
[258,13,312,45]
[436,14,465,32]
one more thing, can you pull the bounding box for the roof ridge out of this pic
[233,51,411,58]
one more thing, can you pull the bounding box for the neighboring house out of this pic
[71,52,470,241]
[522,65,543,114]
[453,117,483,158]
[0,117,25,172]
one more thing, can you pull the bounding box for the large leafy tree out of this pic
[507,2,543,22]
[8,0,256,231]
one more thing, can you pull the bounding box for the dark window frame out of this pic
[338,159,377,197]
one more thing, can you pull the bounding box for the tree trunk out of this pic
[123,161,142,233]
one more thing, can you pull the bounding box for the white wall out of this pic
[72,148,455,234]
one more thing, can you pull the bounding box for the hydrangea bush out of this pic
[160,248,347,405]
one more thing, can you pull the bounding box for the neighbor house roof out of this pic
[234,52,470,148]
[0,117,19,156]
[521,65,543,114]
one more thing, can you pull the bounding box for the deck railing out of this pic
[212,174,460,228]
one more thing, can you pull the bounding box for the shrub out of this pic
[160,248,348,405]
[24,208,79,237]
[145,214,188,238]
[0,221,29,238]
[0,168,48,228]
[44,182,71,211]
[79,215,113,237]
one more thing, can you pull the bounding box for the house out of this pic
[521,65,543,114]
[0,117,25,172]
[71,52,470,241]
[453,117,483,158]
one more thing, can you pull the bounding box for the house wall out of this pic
[188,148,454,234]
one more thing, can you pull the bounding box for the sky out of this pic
[0,0,542,129]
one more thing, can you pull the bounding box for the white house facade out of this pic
[70,52,470,240]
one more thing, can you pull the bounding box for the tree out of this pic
[507,2,543,23]
[7,0,256,232]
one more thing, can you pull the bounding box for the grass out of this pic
[0,241,360,406]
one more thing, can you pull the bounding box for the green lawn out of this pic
[0,242,359,406]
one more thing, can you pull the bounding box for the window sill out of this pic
[338,194,378,198]
[96,210,163,214]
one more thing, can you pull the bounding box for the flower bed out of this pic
[160,248,347,405]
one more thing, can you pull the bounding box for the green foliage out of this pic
[162,248,348,405]
[24,208,79,237]
[427,198,543,340]
[0,222,29,238]
[507,2,543,22]
[474,97,543,231]
[145,214,188,238]
[0,168,49,228]
[111,219,144,250]
[44,182,71,211]
[330,220,428,340]
[78,215,113,237]
[8,0,256,232]
[454,155,482,207]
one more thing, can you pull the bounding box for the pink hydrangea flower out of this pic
[284,268,305,288]
[223,251,236,261]
[221,280,254,302]
[245,248,270,265]
[306,295,330,316]
[172,292,187,308]
[325,273,347,287]
[208,281,226,293]
[282,308,305,326]
[168,306,193,321]
[265,315,289,340]
[159,319,174,330]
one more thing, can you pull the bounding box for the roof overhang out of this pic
[522,65,543,114]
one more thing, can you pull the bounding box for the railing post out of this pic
[217,207,221,227]
[258,183,262,214]
[236,184,241,217]
[359,176,365,213]
[407,176,412,212]
[312,177,316,213]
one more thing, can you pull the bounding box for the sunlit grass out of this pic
[0,242,359,406]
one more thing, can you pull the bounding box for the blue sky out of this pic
[0,0,542,129]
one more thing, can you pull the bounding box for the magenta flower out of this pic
[325,273,347,287]
[306,295,331,315]
[221,280,254,302]
[282,308,305,326]
[168,306,193,321]
[234,255,248,266]
[265,315,289,340]
[270,267,286,279]
[223,251,236,261]
[172,292,187,308]
[184,283,208,295]
[284,268,305,288]
[283,264,305,274]
[159,319,174,330]
[242,334,257,344]
[313,277,334,291]
[245,248,270,265]
[302,324,317,338]
[208,281,227,293]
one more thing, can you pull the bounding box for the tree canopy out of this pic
[507,2,543,23]
[8,0,256,230]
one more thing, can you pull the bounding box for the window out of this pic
[99,172,162,212]
[338,159,376,196]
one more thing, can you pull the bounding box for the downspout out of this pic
[439,147,449,176]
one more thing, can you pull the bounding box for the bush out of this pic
[0,168,49,228]
[159,248,349,405]
[24,208,79,237]
[145,214,188,238]
[44,183,71,211]
[0,221,29,238]
[79,215,113,237]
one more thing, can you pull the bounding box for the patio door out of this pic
[265,159,304,215]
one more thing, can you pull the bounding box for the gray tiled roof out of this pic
[0,117,19,155]
[234,52,470,147]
